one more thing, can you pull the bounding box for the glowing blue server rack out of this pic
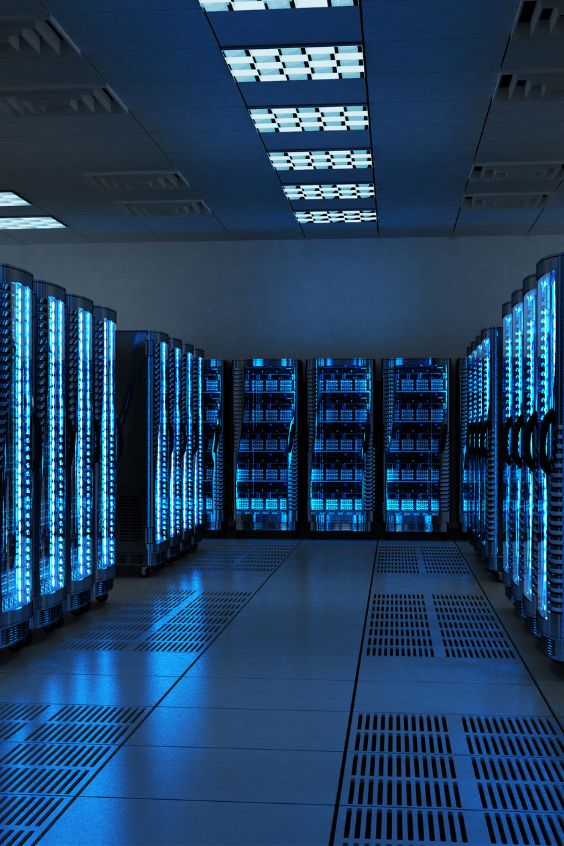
[0,265,33,648]
[383,358,450,533]
[65,294,94,614]
[501,301,513,587]
[307,358,374,532]
[93,306,116,602]
[193,348,205,541]
[506,288,524,603]
[168,338,183,558]
[31,280,66,631]
[234,359,298,532]
[203,358,224,532]
[459,357,469,533]
[534,254,563,660]
[465,340,479,544]
[181,343,195,551]
[116,331,170,574]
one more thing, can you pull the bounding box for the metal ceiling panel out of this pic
[208,7,361,47]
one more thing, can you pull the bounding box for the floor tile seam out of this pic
[33,540,303,843]
[71,795,336,807]
[122,743,348,752]
[154,705,352,713]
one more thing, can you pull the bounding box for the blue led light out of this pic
[522,290,536,601]
[71,307,94,583]
[97,315,116,571]
[511,301,523,588]
[155,340,169,545]
[182,348,194,536]
[169,345,182,541]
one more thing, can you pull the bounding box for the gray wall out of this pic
[1,235,562,360]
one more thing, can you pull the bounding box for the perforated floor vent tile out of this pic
[462,716,564,759]
[0,829,34,846]
[135,591,252,653]
[420,545,470,575]
[365,595,434,657]
[336,806,470,845]
[375,544,419,574]
[484,812,564,846]
[433,595,516,659]
[374,543,470,576]
[187,542,297,572]
[352,714,453,755]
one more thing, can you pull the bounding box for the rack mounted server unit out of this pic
[116,330,170,575]
[192,348,205,542]
[383,358,450,533]
[65,294,95,614]
[92,306,117,602]
[233,359,298,532]
[307,358,374,532]
[0,266,34,648]
[168,338,183,559]
[203,358,224,532]
[31,280,67,631]
[181,343,195,551]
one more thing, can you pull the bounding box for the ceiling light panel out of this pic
[250,105,368,133]
[0,216,65,230]
[283,182,374,200]
[201,0,356,10]
[295,209,377,223]
[269,149,371,170]
[223,45,364,83]
[0,191,29,207]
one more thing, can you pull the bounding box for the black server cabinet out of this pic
[92,306,117,601]
[506,288,524,603]
[65,294,95,613]
[168,338,183,558]
[193,348,205,541]
[383,358,450,533]
[116,330,170,574]
[0,265,34,648]
[459,357,469,534]
[203,358,224,532]
[31,281,66,630]
[181,343,195,551]
[307,358,374,532]
[233,359,299,532]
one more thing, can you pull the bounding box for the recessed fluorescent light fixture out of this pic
[250,105,368,133]
[0,191,30,207]
[284,183,374,200]
[223,45,364,83]
[201,0,356,10]
[0,216,65,230]
[269,149,372,170]
[295,209,377,223]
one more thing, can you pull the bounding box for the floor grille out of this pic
[185,542,297,572]
[374,542,470,576]
[432,595,516,659]
[365,595,434,657]
[336,806,470,845]
[375,544,419,574]
[420,545,470,575]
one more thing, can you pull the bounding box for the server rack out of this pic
[459,357,469,533]
[307,358,374,532]
[0,265,34,648]
[507,288,524,602]
[116,330,170,574]
[203,358,224,532]
[535,254,563,659]
[31,281,66,631]
[168,338,183,558]
[181,343,195,551]
[65,294,94,614]
[466,340,479,544]
[383,358,450,533]
[501,301,513,586]
[193,348,204,541]
[92,306,117,602]
[233,359,298,532]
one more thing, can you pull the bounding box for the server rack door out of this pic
[181,344,194,550]
[307,358,374,533]
[535,254,562,659]
[93,306,116,600]
[0,266,34,648]
[510,291,524,597]
[154,336,170,560]
[168,339,183,558]
[501,303,513,584]
[66,295,94,612]
[203,359,224,532]
[483,328,502,570]
[466,345,477,543]
[31,281,66,630]
[459,358,469,532]
[519,278,537,616]
[233,359,298,532]
[192,349,205,541]
[383,358,450,533]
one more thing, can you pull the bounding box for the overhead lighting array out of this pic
[0,190,65,230]
[249,105,369,133]
[0,191,30,207]
[283,183,374,200]
[295,209,377,223]
[201,0,357,11]
[223,45,364,83]
[269,149,372,171]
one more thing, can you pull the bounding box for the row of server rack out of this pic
[199,357,452,536]
[0,264,116,650]
[460,252,564,662]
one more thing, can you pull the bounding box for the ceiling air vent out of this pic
[470,162,564,184]
[119,200,210,217]
[517,1,564,37]
[0,18,79,56]
[463,194,548,209]
[496,72,564,101]
[88,172,190,192]
[0,86,127,117]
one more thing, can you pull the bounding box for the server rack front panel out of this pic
[31,281,66,630]
[203,358,224,532]
[192,348,204,541]
[501,302,513,587]
[508,290,524,601]
[181,344,195,551]
[518,277,537,619]
[168,338,183,558]
[383,358,450,533]
[0,266,34,648]
[307,358,374,533]
[93,306,116,601]
[459,358,469,534]
[66,295,95,613]
[234,359,298,532]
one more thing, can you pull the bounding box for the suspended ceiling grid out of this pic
[0,0,563,243]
